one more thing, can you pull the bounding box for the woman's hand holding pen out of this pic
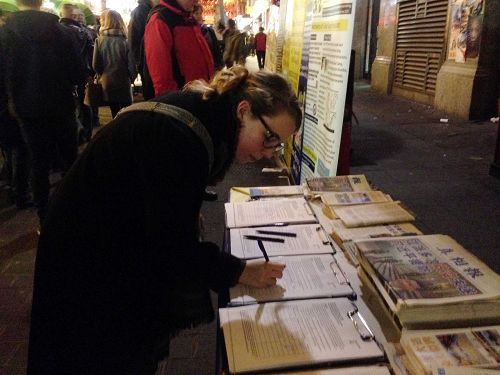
[238,261,286,288]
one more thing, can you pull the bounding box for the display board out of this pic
[290,0,314,183]
[265,1,288,73]
[299,0,356,181]
[281,0,308,169]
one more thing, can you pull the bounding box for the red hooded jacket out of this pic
[144,0,214,96]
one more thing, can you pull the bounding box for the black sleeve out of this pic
[128,11,146,69]
[58,25,87,85]
[207,28,223,69]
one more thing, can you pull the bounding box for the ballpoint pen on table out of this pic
[256,230,297,237]
[243,235,285,243]
[257,239,270,262]
[246,222,289,228]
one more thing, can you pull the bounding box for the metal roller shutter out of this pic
[393,0,448,95]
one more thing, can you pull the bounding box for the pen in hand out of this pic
[257,239,270,262]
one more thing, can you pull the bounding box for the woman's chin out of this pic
[236,155,256,164]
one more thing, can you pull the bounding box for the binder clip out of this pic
[329,261,349,286]
[347,306,375,341]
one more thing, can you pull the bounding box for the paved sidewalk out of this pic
[350,81,500,273]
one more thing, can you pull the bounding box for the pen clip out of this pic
[245,222,288,228]
[347,306,375,341]
[272,222,288,227]
[329,261,349,285]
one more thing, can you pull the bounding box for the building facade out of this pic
[371,0,498,120]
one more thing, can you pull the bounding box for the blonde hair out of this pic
[59,3,73,18]
[100,9,126,35]
[185,66,302,130]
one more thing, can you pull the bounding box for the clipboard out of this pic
[224,197,318,228]
[248,185,305,200]
[228,223,336,260]
[228,254,356,306]
[219,298,385,374]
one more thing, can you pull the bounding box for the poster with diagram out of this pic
[299,0,356,181]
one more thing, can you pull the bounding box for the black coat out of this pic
[201,24,223,70]
[27,91,244,374]
[0,11,85,118]
[128,1,152,72]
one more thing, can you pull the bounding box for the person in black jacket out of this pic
[128,0,153,81]
[0,60,31,208]
[27,66,301,374]
[193,4,223,71]
[0,0,86,224]
[0,8,30,208]
[60,3,95,143]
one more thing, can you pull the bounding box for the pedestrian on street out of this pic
[223,19,246,68]
[142,0,214,98]
[0,0,86,224]
[60,3,95,143]
[144,0,218,199]
[92,9,134,118]
[247,32,255,56]
[193,4,223,71]
[0,89,31,209]
[27,66,301,375]
[255,26,267,69]
[128,0,153,95]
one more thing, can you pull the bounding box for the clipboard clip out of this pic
[347,306,375,341]
[329,261,349,285]
[305,193,322,201]
[316,226,331,245]
[303,201,314,216]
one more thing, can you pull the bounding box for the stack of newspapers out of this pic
[354,234,500,329]
[306,175,500,375]
[220,177,500,374]
[305,175,418,266]
[399,326,500,375]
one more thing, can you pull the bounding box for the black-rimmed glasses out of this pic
[257,114,285,151]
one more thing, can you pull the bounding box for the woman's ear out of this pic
[236,100,250,121]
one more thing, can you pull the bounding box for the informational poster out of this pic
[447,0,484,62]
[281,0,307,91]
[265,1,289,72]
[280,0,295,78]
[299,0,356,181]
[281,0,308,169]
[290,0,314,183]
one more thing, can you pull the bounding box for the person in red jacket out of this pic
[143,0,214,97]
[255,26,267,69]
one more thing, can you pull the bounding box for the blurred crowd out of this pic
[0,0,267,225]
